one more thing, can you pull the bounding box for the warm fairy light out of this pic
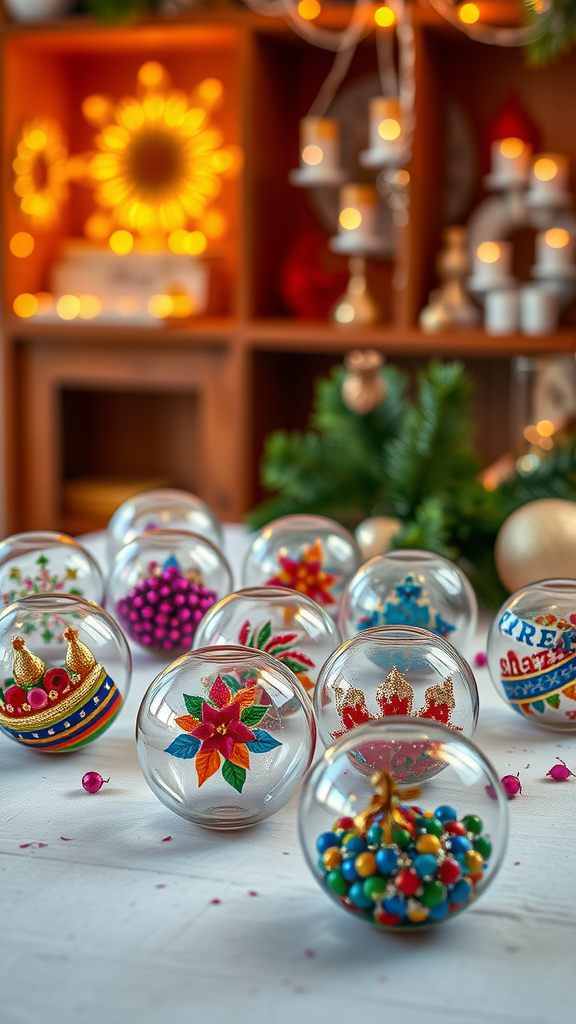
[545,227,570,249]
[378,118,401,141]
[397,169,411,186]
[302,144,324,165]
[78,295,102,319]
[523,425,541,444]
[539,436,554,451]
[187,231,207,255]
[477,241,501,264]
[298,0,321,19]
[459,3,480,24]
[85,211,112,241]
[35,292,53,315]
[57,294,81,320]
[148,294,174,318]
[534,157,558,182]
[536,419,555,437]
[500,137,524,159]
[170,294,195,318]
[13,118,69,229]
[84,64,236,247]
[109,229,134,255]
[168,229,189,255]
[202,209,227,239]
[335,302,355,324]
[339,207,362,230]
[13,293,38,318]
[10,232,35,257]
[82,95,114,127]
[374,5,395,27]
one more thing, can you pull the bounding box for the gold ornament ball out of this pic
[495,498,576,592]
[355,516,403,561]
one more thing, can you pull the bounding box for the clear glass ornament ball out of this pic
[193,586,342,696]
[314,626,478,782]
[487,578,576,731]
[337,549,478,653]
[242,515,362,617]
[107,488,222,562]
[299,719,508,931]
[0,531,104,608]
[0,594,131,752]
[107,530,232,654]
[136,645,316,828]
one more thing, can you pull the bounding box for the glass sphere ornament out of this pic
[0,531,104,608]
[193,586,342,696]
[107,488,222,562]
[242,514,362,617]
[487,578,576,731]
[337,549,478,652]
[315,626,478,780]
[136,645,316,828]
[299,719,508,930]
[0,594,131,752]
[108,530,232,654]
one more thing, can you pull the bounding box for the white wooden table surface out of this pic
[1,527,574,1024]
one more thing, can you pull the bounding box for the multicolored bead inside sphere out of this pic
[487,578,576,731]
[315,802,492,928]
[116,559,217,651]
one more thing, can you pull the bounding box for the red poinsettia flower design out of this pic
[191,701,255,761]
[267,540,338,606]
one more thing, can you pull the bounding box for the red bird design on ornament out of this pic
[331,666,459,739]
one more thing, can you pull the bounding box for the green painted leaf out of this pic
[220,673,242,694]
[246,729,282,753]
[222,759,246,793]
[164,735,201,759]
[241,704,269,727]
[280,655,310,673]
[256,621,272,649]
[546,693,561,708]
[532,700,546,713]
[183,694,204,719]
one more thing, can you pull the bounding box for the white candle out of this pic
[368,97,404,163]
[473,240,512,286]
[337,184,377,247]
[485,289,519,335]
[519,284,558,335]
[528,153,569,197]
[535,227,575,270]
[299,117,340,176]
[490,137,531,186]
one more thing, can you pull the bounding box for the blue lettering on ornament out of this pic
[499,611,518,636]
[538,628,557,650]
[516,621,536,646]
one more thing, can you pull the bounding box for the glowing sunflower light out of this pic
[12,118,69,230]
[83,62,239,251]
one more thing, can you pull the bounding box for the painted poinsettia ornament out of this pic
[136,645,315,828]
[193,586,341,695]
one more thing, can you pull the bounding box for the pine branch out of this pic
[524,0,576,65]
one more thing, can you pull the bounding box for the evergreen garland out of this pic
[524,0,576,64]
[248,359,576,607]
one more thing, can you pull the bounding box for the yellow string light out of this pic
[339,208,362,230]
[298,0,321,20]
[13,294,38,318]
[12,118,69,230]
[10,232,35,258]
[459,3,480,25]
[374,6,395,27]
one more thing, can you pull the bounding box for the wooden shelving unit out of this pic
[2,2,576,534]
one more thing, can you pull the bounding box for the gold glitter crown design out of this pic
[331,666,459,739]
[11,636,46,686]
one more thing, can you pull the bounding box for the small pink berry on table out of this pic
[82,772,109,793]
[547,758,575,781]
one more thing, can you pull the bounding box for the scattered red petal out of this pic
[60,836,73,841]
[19,843,32,848]
[514,861,520,865]
[155,884,166,889]
[282,851,290,855]
[248,890,259,897]
[38,843,47,848]
[210,898,221,905]
[161,836,172,842]
[304,949,315,958]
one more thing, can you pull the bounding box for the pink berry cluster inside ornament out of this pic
[116,557,217,651]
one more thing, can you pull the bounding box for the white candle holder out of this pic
[329,184,387,256]
[359,97,407,169]
[519,284,559,335]
[526,153,571,210]
[484,288,519,336]
[484,137,532,191]
[289,116,346,186]
[468,240,515,294]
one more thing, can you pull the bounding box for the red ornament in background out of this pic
[280,232,348,320]
[484,93,542,174]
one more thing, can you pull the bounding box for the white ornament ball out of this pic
[354,517,403,561]
[495,498,576,593]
